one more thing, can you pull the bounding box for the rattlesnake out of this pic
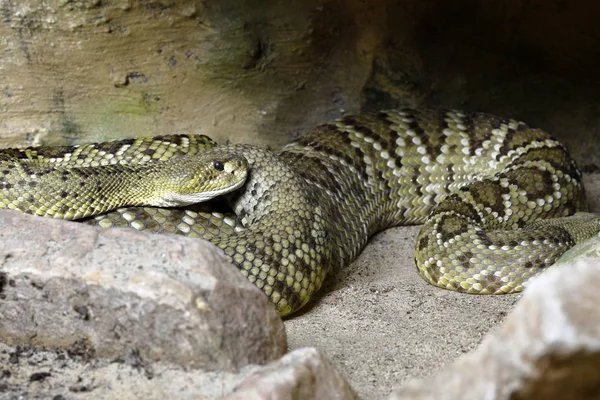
[2,109,599,316]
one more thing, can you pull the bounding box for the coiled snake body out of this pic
[3,109,600,316]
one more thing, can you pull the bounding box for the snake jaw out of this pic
[159,172,248,206]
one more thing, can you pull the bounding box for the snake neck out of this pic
[206,144,331,315]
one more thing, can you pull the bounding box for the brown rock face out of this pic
[1,1,599,166]
[390,255,600,400]
[0,210,286,371]
[0,0,381,149]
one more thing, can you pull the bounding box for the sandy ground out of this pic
[2,173,599,399]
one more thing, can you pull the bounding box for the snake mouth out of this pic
[203,175,248,200]
[158,173,248,207]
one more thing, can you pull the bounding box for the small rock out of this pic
[552,233,600,266]
[390,242,600,400]
[29,372,51,382]
[223,347,358,400]
[0,210,286,371]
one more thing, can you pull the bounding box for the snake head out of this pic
[158,152,249,206]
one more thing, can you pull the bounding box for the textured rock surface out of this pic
[390,247,600,400]
[223,348,358,400]
[0,0,380,150]
[0,209,286,371]
[0,344,356,400]
[0,341,261,399]
[1,1,600,166]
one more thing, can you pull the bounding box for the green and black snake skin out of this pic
[0,135,247,218]
[2,109,600,316]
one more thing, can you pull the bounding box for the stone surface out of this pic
[0,341,261,399]
[390,246,600,400]
[0,209,286,371]
[223,347,358,400]
[0,345,355,400]
[553,230,600,266]
[0,0,380,150]
[2,1,600,167]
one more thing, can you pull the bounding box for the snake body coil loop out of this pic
[3,109,599,316]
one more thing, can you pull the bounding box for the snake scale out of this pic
[2,108,599,316]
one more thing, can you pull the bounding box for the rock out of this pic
[552,231,600,266]
[0,341,261,400]
[1,345,356,399]
[0,210,286,371]
[389,240,600,400]
[223,347,358,400]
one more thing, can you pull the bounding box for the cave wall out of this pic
[0,0,381,148]
[0,0,599,166]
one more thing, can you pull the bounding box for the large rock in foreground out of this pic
[0,210,286,371]
[390,239,600,400]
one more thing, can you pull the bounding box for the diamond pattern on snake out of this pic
[1,109,599,316]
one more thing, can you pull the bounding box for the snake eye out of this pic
[213,161,224,171]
